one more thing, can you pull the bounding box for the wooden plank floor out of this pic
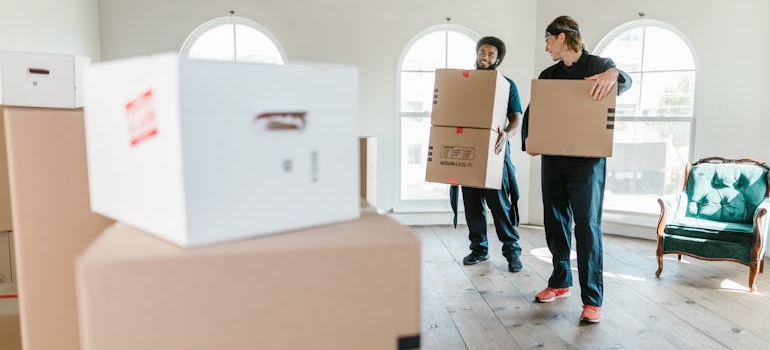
[416,224,770,350]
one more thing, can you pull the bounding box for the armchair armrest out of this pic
[659,192,688,222]
[753,199,770,256]
[656,192,688,237]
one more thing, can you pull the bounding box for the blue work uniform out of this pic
[521,50,631,307]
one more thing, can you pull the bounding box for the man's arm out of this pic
[496,77,523,155]
[585,57,633,100]
[585,68,619,100]
[495,112,520,155]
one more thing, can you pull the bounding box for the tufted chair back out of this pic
[685,158,769,224]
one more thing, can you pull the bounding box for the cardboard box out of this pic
[0,298,22,350]
[526,79,617,157]
[430,69,510,130]
[75,212,421,350]
[359,136,377,206]
[83,53,360,247]
[0,232,11,286]
[3,107,115,350]
[425,126,503,189]
[0,51,89,108]
[0,108,12,232]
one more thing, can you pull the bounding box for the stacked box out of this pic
[425,69,510,189]
[75,212,421,350]
[0,231,11,286]
[75,54,421,350]
[359,136,377,206]
[3,107,114,350]
[0,51,89,108]
[83,53,360,247]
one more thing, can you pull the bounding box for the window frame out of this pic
[595,19,698,215]
[394,24,479,212]
[179,16,287,64]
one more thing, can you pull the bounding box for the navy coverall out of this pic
[521,50,631,307]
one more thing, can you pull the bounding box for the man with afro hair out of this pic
[452,36,524,273]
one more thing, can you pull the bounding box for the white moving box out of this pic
[0,51,89,108]
[83,53,360,247]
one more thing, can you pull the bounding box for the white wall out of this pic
[0,0,101,60]
[529,0,770,229]
[96,0,538,218]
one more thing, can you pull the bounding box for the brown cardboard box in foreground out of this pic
[0,232,12,286]
[75,212,421,350]
[3,107,114,350]
[425,125,503,189]
[359,136,377,206]
[430,69,510,130]
[0,108,12,232]
[526,79,616,158]
[0,299,22,350]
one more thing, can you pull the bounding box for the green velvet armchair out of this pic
[655,157,770,292]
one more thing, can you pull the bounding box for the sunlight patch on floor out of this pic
[530,247,576,263]
[604,271,648,282]
[718,279,758,294]
[530,247,648,282]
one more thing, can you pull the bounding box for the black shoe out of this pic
[463,252,489,265]
[507,256,523,272]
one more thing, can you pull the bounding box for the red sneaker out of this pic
[534,287,570,303]
[580,305,601,323]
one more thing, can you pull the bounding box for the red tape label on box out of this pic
[462,70,470,78]
[124,89,159,146]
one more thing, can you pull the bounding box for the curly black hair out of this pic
[476,36,506,66]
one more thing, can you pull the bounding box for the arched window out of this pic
[596,20,696,214]
[398,25,479,208]
[180,16,285,64]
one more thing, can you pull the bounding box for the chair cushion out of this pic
[665,216,754,244]
[661,234,751,264]
[686,163,768,223]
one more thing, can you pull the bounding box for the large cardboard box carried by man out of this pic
[526,79,617,158]
[75,211,421,350]
[430,69,510,131]
[425,69,510,189]
[83,53,360,247]
[425,126,503,189]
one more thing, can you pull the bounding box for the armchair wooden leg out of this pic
[656,253,663,277]
[761,259,765,274]
[749,262,759,293]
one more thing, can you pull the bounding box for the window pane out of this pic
[402,31,447,71]
[601,27,643,72]
[188,24,235,61]
[400,72,435,113]
[400,117,449,200]
[642,26,695,71]
[605,120,692,213]
[598,22,696,214]
[616,72,642,116]
[639,71,695,117]
[446,31,477,69]
[234,24,283,64]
